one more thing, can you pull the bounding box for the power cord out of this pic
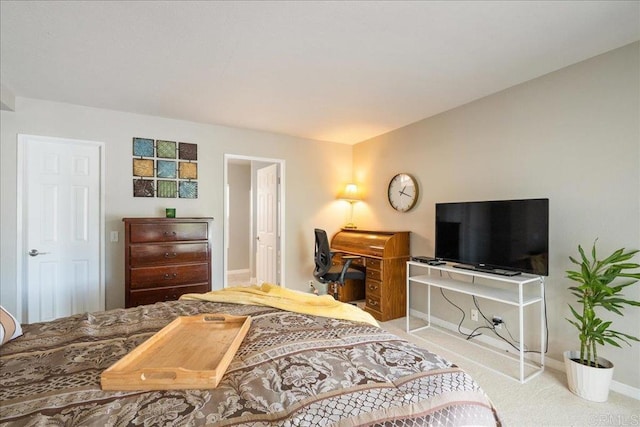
[472,295,536,352]
[542,280,549,353]
[474,294,549,354]
[442,270,549,354]
[439,288,482,339]
[502,321,520,345]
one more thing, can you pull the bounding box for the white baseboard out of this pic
[409,308,639,401]
[227,269,250,275]
[610,380,640,400]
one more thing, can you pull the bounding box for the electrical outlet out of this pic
[471,309,479,322]
[492,316,503,329]
[309,280,318,295]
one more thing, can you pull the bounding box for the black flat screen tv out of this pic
[435,198,549,276]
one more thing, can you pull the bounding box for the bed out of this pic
[0,299,500,426]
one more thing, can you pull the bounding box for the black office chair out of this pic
[313,228,365,300]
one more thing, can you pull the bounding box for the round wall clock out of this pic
[388,173,419,212]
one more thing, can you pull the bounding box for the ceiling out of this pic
[1,1,638,145]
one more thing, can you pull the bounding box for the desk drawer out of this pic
[130,223,208,243]
[366,279,381,298]
[130,263,209,289]
[366,258,382,271]
[366,294,381,312]
[130,243,209,267]
[364,306,382,321]
[366,268,382,281]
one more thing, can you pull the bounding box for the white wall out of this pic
[0,98,352,317]
[353,42,640,389]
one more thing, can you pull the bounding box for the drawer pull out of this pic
[164,252,178,258]
[368,299,379,307]
[163,231,177,237]
[163,273,178,280]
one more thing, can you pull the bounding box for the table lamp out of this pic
[338,183,361,229]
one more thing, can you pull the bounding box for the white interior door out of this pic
[22,135,103,322]
[256,163,278,285]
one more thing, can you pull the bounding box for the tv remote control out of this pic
[412,256,436,263]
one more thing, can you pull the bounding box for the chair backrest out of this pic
[314,228,332,279]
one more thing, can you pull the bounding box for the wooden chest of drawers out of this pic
[123,217,213,308]
[331,229,410,321]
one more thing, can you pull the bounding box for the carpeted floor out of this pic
[227,270,253,287]
[381,318,639,427]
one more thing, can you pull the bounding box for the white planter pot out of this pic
[564,350,614,402]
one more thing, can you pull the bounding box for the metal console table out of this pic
[406,261,545,383]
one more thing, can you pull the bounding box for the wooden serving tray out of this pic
[101,314,251,390]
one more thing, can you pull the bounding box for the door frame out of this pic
[16,134,106,322]
[223,154,285,288]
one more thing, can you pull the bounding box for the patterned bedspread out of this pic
[0,301,500,426]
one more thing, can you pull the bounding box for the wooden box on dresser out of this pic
[331,229,410,321]
[123,217,213,308]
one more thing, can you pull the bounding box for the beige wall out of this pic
[353,42,640,389]
[227,162,251,271]
[0,98,352,316]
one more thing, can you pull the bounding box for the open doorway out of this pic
[224,154,285,288]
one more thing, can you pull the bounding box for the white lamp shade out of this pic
[338,183,361,202]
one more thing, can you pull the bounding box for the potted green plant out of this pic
[564,240,640,402]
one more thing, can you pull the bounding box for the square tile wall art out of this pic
[132,138,155,157]
[132,137,198,198]
[157,160,177,178]
[179,181,198,199]
[157,140,177,159]
[179,143,198,161]
[157,180,177,198]
[133,159,154,177]
[179,162,198,179]
[133,179,155,197]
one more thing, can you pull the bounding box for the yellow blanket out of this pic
[180,283,378,327]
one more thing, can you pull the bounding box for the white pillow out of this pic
[0,305,23,345]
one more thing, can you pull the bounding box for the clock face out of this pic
[388,173,419,212]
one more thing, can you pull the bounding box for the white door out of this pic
[22,135,103,322]
[256,163,278,285]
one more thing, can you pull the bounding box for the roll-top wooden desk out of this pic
[330,229,410,321]
[123,217,213,308]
